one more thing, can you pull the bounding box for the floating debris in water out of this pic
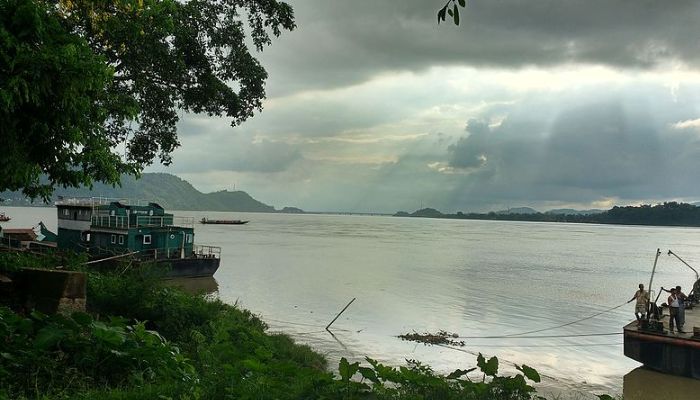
[398,330,465,347]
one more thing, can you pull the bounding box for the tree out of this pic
[0,0,294,200]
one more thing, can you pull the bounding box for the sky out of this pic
[150,0,700,214]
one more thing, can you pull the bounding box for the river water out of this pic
[3,206,700,398]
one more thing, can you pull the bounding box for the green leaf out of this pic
[30,310,46,321]
[34,326,67,350]
[242,358,264,371]
[71,311,92,326]
[477,353,498,376]
[458,0,466,7]
[438,7,447,23]
[454,5,460,25]
[597,395,615,400]
[91,321,126,346]
[448,8,453,17]
[359,366,379,383]
[516,364,541,383]
[339,357,359,382]
[446,367,475,379]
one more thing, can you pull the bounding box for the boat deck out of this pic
[623,303,700,339]
[623,302,700,379]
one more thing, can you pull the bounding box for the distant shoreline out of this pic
[394,202,700,228]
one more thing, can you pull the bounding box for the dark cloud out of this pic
[447,119,492,169]
[440,85,700,210]
[261,0,700,95]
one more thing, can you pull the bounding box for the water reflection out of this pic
[165,276,219,296]
[624,367,700,400]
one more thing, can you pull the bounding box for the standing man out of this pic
[667,288,684,333]
[662,286,688,331]
[676,286,687,330]
[628,283,649,325]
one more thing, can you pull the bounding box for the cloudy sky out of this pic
[150,0,700,213]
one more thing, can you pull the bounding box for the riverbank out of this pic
[0,251,547,399]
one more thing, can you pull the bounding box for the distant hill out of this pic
[496,207,539,215]
[0,173,279,212]
[411,208,444,218]
[545,208,604,215]
[394,202,700,227]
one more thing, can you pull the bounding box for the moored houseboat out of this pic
[56,198,221,278]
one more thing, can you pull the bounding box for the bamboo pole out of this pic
[326,297,356,332]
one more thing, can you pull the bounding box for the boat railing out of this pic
[136,216,194,229]
[134,245,220,260]
[91,215,194,229]
[193,244,221,259]
[56,196,149,207]
[91,215,130,229]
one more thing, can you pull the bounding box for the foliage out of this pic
[326,354,540,400]
[86,268,331,399]
[0,0,295,200]
[1,262,559,399]
[438,0,466,25]
[0,250,87,274]
[0,307,194,399]
[0,0,122,200]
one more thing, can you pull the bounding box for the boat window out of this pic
[111,234,116,244]
[119,235,124,245]
[86,233,90,242]
[63,209,69,216]
[186,233,193,243]
[143,234,152,245]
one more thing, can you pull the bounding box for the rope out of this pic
[442,301,628,339]
[456,332,622,339]
[499,301,629,337]
[459,342,623,348]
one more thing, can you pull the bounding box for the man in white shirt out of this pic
[667,288,685,333]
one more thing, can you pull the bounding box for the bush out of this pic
[0,307,194,399]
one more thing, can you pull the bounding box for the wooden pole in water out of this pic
[326,297,356,332]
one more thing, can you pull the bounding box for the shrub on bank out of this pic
[1,253,544,399]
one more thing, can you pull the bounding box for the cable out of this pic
[455,332,622,339]
[501,301,629,337]
[458,342,623,348]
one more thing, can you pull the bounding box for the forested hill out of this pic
[396,202,700,227]
[0,173,277,212]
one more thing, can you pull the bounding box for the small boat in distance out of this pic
[0,212,10,222]
[200,217,249,225]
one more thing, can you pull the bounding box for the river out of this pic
[3,206,700,398]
